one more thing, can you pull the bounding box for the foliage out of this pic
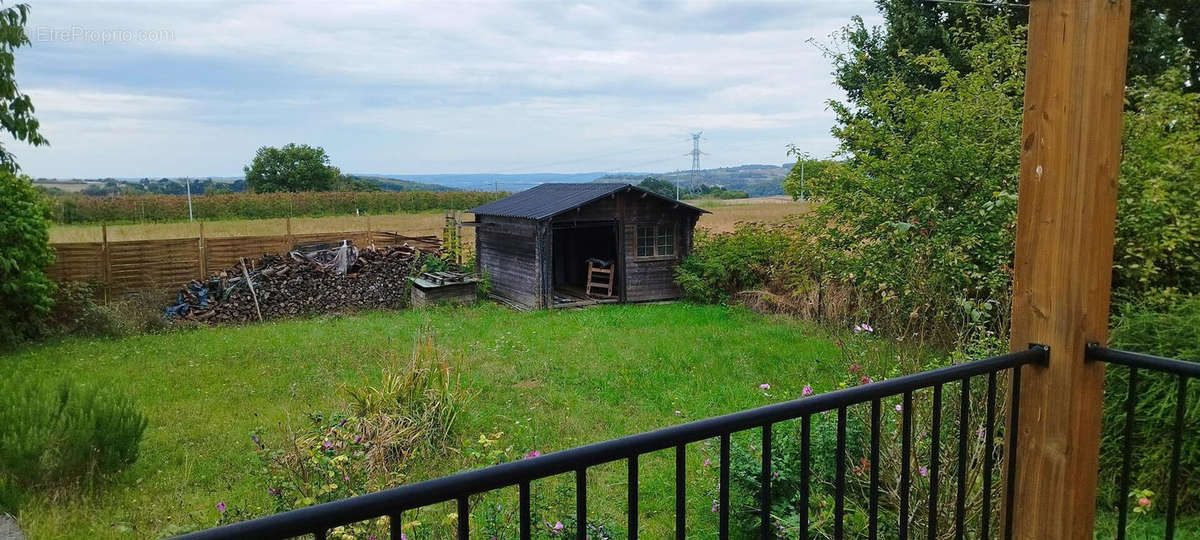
[43,281,124,338]
[0,375,147,511]
[250,329,462,536]
[244,143,341,193]
[780,153,839,201]
[1112,69,1200,299]
[675,224,795,304]
[637,176,677,198]
[80,177,246,197]
[0,171,54,348]
[682,184,748,200]
[43,190,502,224]
[1098,296,1200,514]
[0,2,48,173]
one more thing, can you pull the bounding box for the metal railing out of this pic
[1088,345,1199,540]
[182,347,1048,540]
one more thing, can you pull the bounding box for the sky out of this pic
[11,1,881,179]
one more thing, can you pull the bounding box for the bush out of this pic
[247,328,462,536]
[0,172,55,348]
[0,376,148,510]
[1098,296,1200,514]
[675,225,797,304]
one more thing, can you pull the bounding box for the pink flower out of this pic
[547,521,564,535]
[1138,497,1151,507]
[711,499,719,513]
[703,458,711,467]
[918,466,929,478]
[860,376,874,385]
[802,385,813,397]
[525,450,542,459]
[674,410,682,416]
[862,323,874,333]
[216,502,227,513]
[759,383,771,390]
[849,363,862,374]
[895,404,903,412]
[322,440,333,450]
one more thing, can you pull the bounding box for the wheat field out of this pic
[48,197,810,243]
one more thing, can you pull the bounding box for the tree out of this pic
[0,171,54,347]
[0,2,48,172]
[244,143,340,193]
[637,176,676,199]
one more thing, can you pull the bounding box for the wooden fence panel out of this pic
[45,229,443,300]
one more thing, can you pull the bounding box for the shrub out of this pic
[675,224,796,304]
[0,376,148,510]
[248,328,463,536]
[1098,296,1200,514]
[44,281,124,338]
[0,172,55,348]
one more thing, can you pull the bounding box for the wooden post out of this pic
[1005,1,1130,538]
[101,222,110,304]
[198,221,206,279]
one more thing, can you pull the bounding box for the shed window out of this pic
[636,224,675,257]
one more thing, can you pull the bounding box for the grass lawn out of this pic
[2,303,850,539]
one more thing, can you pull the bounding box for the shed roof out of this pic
[468,183,708,220]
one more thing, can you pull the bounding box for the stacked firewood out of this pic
[166,243,439,324]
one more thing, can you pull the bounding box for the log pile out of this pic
[165,243,440,324]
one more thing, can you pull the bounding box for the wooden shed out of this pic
[468,183,708,309]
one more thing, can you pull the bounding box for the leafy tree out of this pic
[244,143,341,193]
[0,171,54,347]
[637,176,677,199]
[334,175,383,192]
[781,155,840,200]
[0,2,47,172]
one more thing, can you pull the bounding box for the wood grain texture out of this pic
[1004,1,1130,538]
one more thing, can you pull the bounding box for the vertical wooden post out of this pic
[1005,1,1131,538]
[101,222,110,304]
[198,221,207,279]
[285,216,294,252]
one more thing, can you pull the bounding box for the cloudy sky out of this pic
[11,1,880,179]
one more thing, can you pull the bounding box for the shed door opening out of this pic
[552,223,619,303]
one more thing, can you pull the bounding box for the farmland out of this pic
[3,303,849,538]
[47,196,810,244]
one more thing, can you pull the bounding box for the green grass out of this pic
[1,303,850,538]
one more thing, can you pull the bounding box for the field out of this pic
[2,304,847,538]
[47,197,810,243]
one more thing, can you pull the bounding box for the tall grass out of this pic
[47,191,503,224]
[0,376,148,510]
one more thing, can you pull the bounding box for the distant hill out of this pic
[597,164,793,197]
[345,175,458,192]
[363,172,609,192]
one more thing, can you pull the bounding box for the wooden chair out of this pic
[585,261,615,298]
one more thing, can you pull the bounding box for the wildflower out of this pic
[862,323,874,333]
[703,458,711,468]
[849,363,862,374]
[759,383,771,390]
[711,499,719,513]
[268,488,279,497]
[802,385,814,397]
[1139,497,1151,508]
[216,502,227,513]
[322,440,334,450]
[525,450,542,459]
[860,376,874,385]
[895,404,903,412]
[918,466,929,478]
[854,324,863,334]
[251,434,261,447]
[548,521,564,535]
[354,435,363,444]
[977,429,986,439]
[674,410,682,416]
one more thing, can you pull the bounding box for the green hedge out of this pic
[46,191,505,224]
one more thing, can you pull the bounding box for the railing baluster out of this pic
[577,467,587,540]
[928,383,942,540]
[720,435,730,540]
[835,406,846,539]
[1165,375,1187,540]
[1116,366,1137,540]
[676,443,686,540]
[520,480,531,540]
[761,423,773,538]
[982,372,996,540]
[313,529,326,540]
[869,399,881,540]
[955,377,969,540]
[800,415,811,540]
[457,496,469,539]
[389,512,402,540]
[1004,366,1022,540]
[628,455,639,540]
[901,391,912,540]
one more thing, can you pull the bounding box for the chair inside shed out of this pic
[552,223,619,305]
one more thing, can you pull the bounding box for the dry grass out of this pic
[47,197,808,244]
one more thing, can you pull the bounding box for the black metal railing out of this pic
[1088,345,1199,540]
[181,346,1046,540]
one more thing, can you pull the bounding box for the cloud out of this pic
[11,0,879,178]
